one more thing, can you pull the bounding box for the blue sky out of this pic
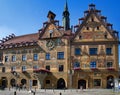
[0,0,120,63]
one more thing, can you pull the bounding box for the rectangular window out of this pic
[5,56,9,62]
[74,62,80,68]
[22,66,26,72]
[75,48,81,55]
[22,55,26,61]
[106,48,112,55]
[107,62,113,68]
[33,54,38,61]
[46,65,50,71]
[11,66,16,72]
[94,79,101,86]
[33,65,39,70]
[33,80,37,86]
[59,65,64,72]
[46,53,50,60]
[90,61,96,68]
[57,52,64,59]
[12,55,16,62]
[2,67,5,73]
[89,48,97,55]
[0,53,3,62]
[46,80,50,84]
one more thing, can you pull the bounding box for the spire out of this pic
[62,0,70,31]
[64,0,68,11]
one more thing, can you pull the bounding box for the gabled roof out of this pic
[39,21,65,39]
[71,4,118,41]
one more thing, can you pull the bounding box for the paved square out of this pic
[0,88,119,95]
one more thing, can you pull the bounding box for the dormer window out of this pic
[105,34,107,39]
[97,26,99,30]
[50,33,52,38]
[91,18,94,22]
[104,32,107,39]
[86,27,89,30]
[79,35,82,39]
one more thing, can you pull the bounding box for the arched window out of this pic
[21,79,27,85]
[57,78,66,89]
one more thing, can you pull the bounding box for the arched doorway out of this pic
[78,79,86,89]
[57,78,66,89]
[10,78,16,87]
[21,79,27,85]
[107,76,114,89]
[1,77,7,88]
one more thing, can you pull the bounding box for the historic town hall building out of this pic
[0,3,119,89]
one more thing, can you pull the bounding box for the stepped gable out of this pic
[72,4,119,41]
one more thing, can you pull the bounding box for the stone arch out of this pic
[106,75,114,89]
[57,78,66,89]
[21,79,27,85]
[10,78,16,87]
[1,77,8,88]
[78,79,86,89]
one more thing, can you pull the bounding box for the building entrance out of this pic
[57,78,66,89]
[107,76,114,89]
[78,79,86,89]
[10,78,16,87]
[1,77,7,88]
[21,79,27,85]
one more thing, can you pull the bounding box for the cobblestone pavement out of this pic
[0,88,120,95]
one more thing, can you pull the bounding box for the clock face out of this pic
[46,40,55,50]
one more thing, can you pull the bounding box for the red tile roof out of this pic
[0,33,39,49]
[3,33,39,45]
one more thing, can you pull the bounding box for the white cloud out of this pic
[0,26,16,40]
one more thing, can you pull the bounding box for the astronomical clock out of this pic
[46,40,55,50]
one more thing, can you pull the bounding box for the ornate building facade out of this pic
[0,3,119,89]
